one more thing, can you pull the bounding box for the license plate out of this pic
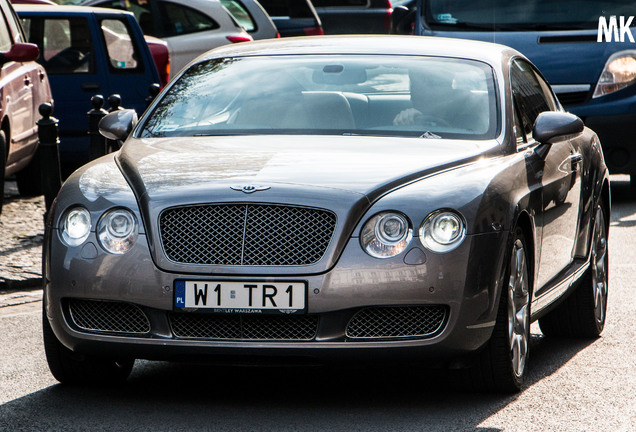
[174,280,307,313]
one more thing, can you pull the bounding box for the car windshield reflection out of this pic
[140,55,499,140]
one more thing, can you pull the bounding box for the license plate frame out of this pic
[174,280,307,314]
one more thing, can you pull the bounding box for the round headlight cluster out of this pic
[360,212,412,258]
[419,210,466,253]
[59,206,138,254]
[60,207,91,246]
[97,209,138,255]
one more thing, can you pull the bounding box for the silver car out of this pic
[43,36,610,393]
[81,0,253,73]
[221,0,279,40]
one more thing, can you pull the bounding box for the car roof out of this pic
[196,35,518,68]
[13,4,135,16]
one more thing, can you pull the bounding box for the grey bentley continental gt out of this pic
[43,35,610,393]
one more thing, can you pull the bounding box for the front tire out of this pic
[539,203,608,338]
[42,305,134,385]
[461,228,531,393]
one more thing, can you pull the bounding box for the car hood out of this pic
[116,134,501,275]
[119,135,499,202]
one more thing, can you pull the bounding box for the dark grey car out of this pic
[43,36,610,393]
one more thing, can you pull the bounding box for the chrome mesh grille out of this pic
[169,313,319,341]
[68,299,150,334]
[160,204,336,266]
[345,306,448,339]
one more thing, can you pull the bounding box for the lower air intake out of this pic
[345,305,448,339]
[170,313,318,341]
[68,299,150,334]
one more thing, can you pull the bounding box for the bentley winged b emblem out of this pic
[230,185,271,194]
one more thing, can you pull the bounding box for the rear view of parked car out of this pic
[82,0,253,73]
[313,0,392,34]
[258,0,322,36]
[0,0,52,213]
[17,5,161,172]
[414,0,636,184]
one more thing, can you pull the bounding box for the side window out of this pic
[259,0,314,18]
[97,0,155,36]
[0,10,12,52]
[41,18,93,74]
[101,19,140,71]
[221,0,256,32]
[157,2,219,37]
[510,59,551,144]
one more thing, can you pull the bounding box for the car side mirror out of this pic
[532,111,584,145]
[0,43,40,65]
[391,5,414,35]
[99,109,138,141]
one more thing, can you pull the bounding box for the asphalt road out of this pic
[0,178,635,432]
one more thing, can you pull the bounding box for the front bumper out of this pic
[44,228,508,363]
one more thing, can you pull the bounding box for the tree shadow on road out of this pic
[0,331,598,432]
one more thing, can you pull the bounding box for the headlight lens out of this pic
[97,208,138,254]
[419,210,466,253]
[593,51,636,98]
[360,212,412,258]
[60,207,91,246]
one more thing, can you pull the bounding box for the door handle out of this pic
[82,82,101,91]
[569,153,583,171]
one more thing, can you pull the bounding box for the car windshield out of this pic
[140,55,498,139]
[424,0,634,30]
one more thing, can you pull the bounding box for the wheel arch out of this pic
[1,115,10,159]
[514,210,536,298]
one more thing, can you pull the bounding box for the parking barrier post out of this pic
[88,95,108,161]
[37,103,61,214]
[106,94,122,153]
[146,83,161,108]
[108,94,123,112]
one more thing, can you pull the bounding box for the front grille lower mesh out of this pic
[345,306,448,339]
[160,204,337,266]
[169,313,319,341]
[68,299,150,334]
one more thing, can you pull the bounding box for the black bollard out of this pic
[108,94,123,112]
[146,83,161,108]
[106,94,123,153]
[37,103,61,214]
[88,94,108,161]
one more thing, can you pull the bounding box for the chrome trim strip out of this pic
[466,321,496,329]
[552,84,592,94]
[532,262,590,316]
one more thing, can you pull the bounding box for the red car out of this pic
[1,0,53,213]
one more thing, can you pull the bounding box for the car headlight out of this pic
[60,207,91,247]
[97,208,138,254]
[593,51,636,98]
[360,211,412,258]
[419,210,466,253]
